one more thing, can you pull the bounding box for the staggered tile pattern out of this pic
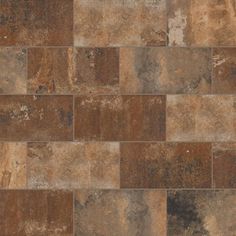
[0,0,236,235]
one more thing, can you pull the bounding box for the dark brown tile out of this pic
[0,0,73,46]
[0,95,73,141]
[75,190,167,236]
[74,95,166,141]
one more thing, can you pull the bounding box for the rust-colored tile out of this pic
[121,142,211,188]
[0,0,73,46]
[0,190,73,235]
[0,95,73,141]
[120,47,211,94]
[75,95,166,141]
[0,48,26,94]
[168,190,236,236]
[0,143,26,188]
[168,0,236,46]
[74,0,166,46]
[27,142,120,189]
[213,143,236,188]
[75,190,167,236]
[167,95,236,141]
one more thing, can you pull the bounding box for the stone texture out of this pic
[0,190,73,236]
[0,95,73,141]
[120,47,211,94]
[75,190,167,236]
[168,190,236,236]
[167,95,236,141]
[121,142,211,188]
[0,0,73,46]
[75,95,166,141]
[74,0,166,46]
[27,142,120,189]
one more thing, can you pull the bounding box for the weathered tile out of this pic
[167,95,236,141]
[212,48,236,93]
[75,190,166,236]
[168,190,236,236]
[121,142,211,188]
[75,95,166,141]
[0,0,73,46]
[120,47,211,94]
[74,0,166,46]
[168,0,236,46]
[0,95,73,141]
[28,47,119,94]
[213,143,236,188]
[0,190,73,235]
[27,142,120,189]
[0,143,26,188]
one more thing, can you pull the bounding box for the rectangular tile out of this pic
[120,142,211,188]
[167,95,236,141]
[0,95,73,141]
[75,190,166,236]
[74,95,166,141]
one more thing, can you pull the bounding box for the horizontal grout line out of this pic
[1,94,236,96]
[0,141,235,143]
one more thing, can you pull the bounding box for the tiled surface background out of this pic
[0,0,236,235]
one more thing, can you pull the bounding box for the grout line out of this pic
[72,190,75,236]
[73,95,75,141]
[211,143,214,189]
[210,47,214,94]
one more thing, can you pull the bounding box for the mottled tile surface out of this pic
[168,190,236,236]
[0,0,73,46]
[120,47,211,94]
[0,96,73,141]
[121,143,211,188]
[27,142,120,189]
[167,95,236,141]
[75,95,166,141]
[74,0,166,46]
[75,190,166,236]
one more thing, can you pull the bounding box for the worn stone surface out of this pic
[168,190,236,236]
[74,0,166,46]
[75,190,166,236]
[27,142,120,189]
[0,0,73,46]
[121,143,211,188]
[75,95,166,141]
[167,95,236,141]
[0,95,73,141]
[120,47,211,94]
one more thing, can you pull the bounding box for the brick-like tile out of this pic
[75,95,166,141]
[75,190,166,236]
[167,95,236,141]
[0,190,73,235]
[120,47,211,94]
[0,0,73,46]
[27,142,120,189]
[121,142,211,188]
[0,95,73,141]
[168,190,236,236]
[74,0,166,46]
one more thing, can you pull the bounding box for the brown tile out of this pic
[75,95,166,141]
[168,0,236,46]
[74,0,166,46]
[168,190,236,236]
[0,143,26,188]
[0,48,26,94]
[120,47,211,94]
[27,142,120,189]
[121,142,211,188]
[0,190,73,235]
[0,0,73,46]
[75,190,167,236]
[212,48,236,93]
[213,143,236,188]
[167,95,236,141]
[0,95,73,141]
